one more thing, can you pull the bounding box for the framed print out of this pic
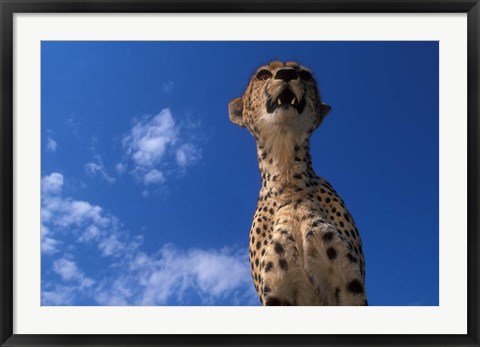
[0,1,479,346]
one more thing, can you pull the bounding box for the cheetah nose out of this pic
[274,68,299,82]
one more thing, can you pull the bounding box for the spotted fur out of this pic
[229,61,367,306]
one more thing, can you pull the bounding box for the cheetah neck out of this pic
[256,133,316,193]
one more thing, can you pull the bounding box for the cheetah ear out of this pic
[320,102,331,118]
[229,97,245,128]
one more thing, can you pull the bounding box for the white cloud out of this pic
[53,256,94,288]
[42,285,76,305]
[85,156,115,184]
[175,143,201,168]
[98,235,125,257]
[54,200,106,228]
[115,163,126,175]
[94,245,256,306]
[143,169,165,185]
[41,237,59,255]
[41,224,59,255]
[42,172,64,195]
[122,108,202,189]
[123,109,177,168]
[78,224,100,242]
[42,196,131,258]
[43,256,95,305]
[46,137,57,152]
[41,172,133,258]
[41,172,257,306]
[94,277,133,305]
[53,258,80,281]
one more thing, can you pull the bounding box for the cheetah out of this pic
[229,61,367,306]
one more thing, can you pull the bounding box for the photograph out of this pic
[40,41,439,306]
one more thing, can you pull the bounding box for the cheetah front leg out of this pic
[302,218,367,306]
[260,220,317,306]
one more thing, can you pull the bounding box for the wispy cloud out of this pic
[94,245,255,306]
[115,163,127,175]
[53,257,94,287]
[175,143,201,169]
[46,137,57,152]
[42,285,77,306]
[121,108,202,190]
[143,169,165,185]
[43,255,95,305]
[161,81,175,93]
[41,172,137,258]
[42,172,64,195]
[41,172,257,306]
[41,224,59,255]
[123,109,177,168]
[85,155,115,184]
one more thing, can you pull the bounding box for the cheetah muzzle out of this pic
[266,87,305,114]
[229,60,367,306]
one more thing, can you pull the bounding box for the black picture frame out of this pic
[1,1,479,346]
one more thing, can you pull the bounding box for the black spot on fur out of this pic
[256,241,261,250]
[347,253,357,263]
[322,232,334,242]
[347,279,364,294]
[326,247,337,260]
[265,261,274,272]
[274,242,285,256]
[265,297,281,306]
[278,258,288,271]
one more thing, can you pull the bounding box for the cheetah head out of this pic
[229,61,331,141]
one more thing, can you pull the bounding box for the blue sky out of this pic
[41,41,439,306]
